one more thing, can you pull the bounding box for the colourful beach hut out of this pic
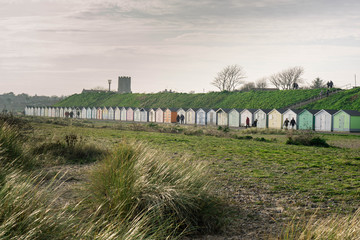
[114,107,121,121]
[298,109,318,130]
[282,109,302,129]
[126,107,134,121]
[134,108,141,122]
[164,108,178,123]
[333,110,360,132]
[228,109,242,128]
[185,108,197,125]
[253,109,270,128]
[120,107,127,121]
[240,109,256,127]
[108,107,114,120]
[196,108,207,125]
[268,109,286,129]
[314,109,337,132]
[81,107,87,119]
[216,108,230,126]
[206,109,217,125]
[91,107,97,119]
[140,108,149,122]
[148,108,156,122]
[96,107,102,120]
[155,108,164,123]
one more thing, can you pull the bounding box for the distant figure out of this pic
[246,117,250,128]
[290,118,296,129]
[284,118,289,129]
[326,89,329,97]
[176,114,180,123]
[329,80,334,88]
[253,119,258,127]
[293,82,299,89]
[69,112,74,118]
[180,114,185,124]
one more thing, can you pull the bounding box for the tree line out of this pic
[212,65,330,92]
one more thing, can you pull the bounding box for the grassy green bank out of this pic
[54,89,326,109]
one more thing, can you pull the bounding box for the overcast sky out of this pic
[1,0,360,96]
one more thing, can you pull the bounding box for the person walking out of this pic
[180,114,185,124]
[290,117,296,130]
[283,118,289,129]
[246,117,250,128]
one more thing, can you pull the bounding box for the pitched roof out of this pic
[339,109,360,116]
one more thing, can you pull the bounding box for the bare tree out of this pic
[212,65,246,91]
[240,82,255,91]
[255,77,268,89]
[269,66,304,90]
[311,77,326,89]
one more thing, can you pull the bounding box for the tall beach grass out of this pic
[84,141,226,238]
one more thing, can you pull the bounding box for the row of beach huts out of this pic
[24,106,360,132]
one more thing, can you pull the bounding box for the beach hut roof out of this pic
[336,109,360,116]
[216,108,232,113]
[240,108,257,114]
[284,109,302,114]
[315,109,338,115]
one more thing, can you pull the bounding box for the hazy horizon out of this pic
[1,0,360,96]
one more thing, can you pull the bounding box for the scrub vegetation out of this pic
[1,114,359,239]
[54,88,327,109]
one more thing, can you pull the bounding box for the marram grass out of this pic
[84,141,226,238]
[277,208,360,240]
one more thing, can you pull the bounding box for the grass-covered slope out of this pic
[54,89,324,109]
[302,87,360,110]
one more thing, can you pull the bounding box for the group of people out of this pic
[283,118,296,129]
[176,114,185,124]
[327,80,334,88]
[245,117,258,128]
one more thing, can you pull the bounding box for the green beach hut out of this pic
[298,109,319,130]
[333,110,360,132]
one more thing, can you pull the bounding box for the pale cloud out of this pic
[1,0,360,95]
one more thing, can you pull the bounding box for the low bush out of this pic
[84,141,226,238]
[286,132,329,147]
[31,133,107,164]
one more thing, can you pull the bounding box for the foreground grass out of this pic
[1,117,226,239]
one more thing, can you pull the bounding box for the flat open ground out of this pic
[29,119,360,239]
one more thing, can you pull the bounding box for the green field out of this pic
[54,89,326,109]
[29,118,360,237]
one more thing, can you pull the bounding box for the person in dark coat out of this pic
[290,117,296,129]
[246,117,250,128]
[283,118,289,129]
[253,119,258,127]
[176,114,180,123]
[180,114,185,124]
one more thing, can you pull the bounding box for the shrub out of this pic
[85,141,226,238]
[286,131,329,147]
[31,133,107,164]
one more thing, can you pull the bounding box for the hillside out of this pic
[302,87,360,111]
[54,89,325,109]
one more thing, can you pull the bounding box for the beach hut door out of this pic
[339,115,345,130]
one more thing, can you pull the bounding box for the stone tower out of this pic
[118,76,131,93]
